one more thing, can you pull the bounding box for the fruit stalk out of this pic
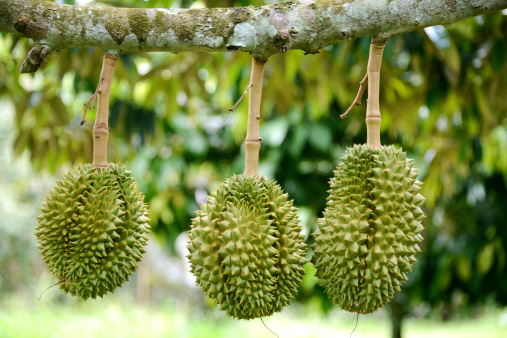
[93,52,118,167]
[365,40,387,148]
[244,59,266,176]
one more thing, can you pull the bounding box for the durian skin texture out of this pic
[187,175,308,319]
[312,145,425,314]
[36,164,150,300]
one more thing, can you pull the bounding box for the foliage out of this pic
[0,110,52,296]
[1,0,507,324]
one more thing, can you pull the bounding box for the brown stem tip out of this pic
[340,73,368,119]
[81,77,104,126]
[229,84,252,112]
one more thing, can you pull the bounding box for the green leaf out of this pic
[309,123,332,153]
[491,40,505,72]
[476,243,495,276]
[288,125,308,157]
[455,254,472,282]
[49,95,70,125]
[12,130,30,157]
[260,118,288,147]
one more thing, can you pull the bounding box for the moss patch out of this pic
[153,8,236,45]
[231,7,251,23]
[128,9,152,44]
[105,12,129,45]
[445,0,457,12]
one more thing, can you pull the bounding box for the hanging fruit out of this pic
[187,59,308,319]
[312,39,425,314]
[36,53,151,300]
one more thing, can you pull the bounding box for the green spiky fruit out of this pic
[187,174,308,319]
[312,144,425,314]
[36,164,150,299]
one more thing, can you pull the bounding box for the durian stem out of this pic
[243,59,266,176]
[365,39,387,148]
[92,52,118,167]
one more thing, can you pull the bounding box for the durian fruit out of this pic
[36,54,150,299]
[312,40,425,314]
[36,164,150,299]
[187,174,307,319]
[312,145,424,313]
[187,59,307,319]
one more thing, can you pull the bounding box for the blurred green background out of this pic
[1,0,507,337]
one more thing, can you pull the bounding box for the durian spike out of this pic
[365,39,387,148]
[93,52,118,167]
[244,59,267,176]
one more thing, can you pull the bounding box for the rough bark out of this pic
[1,0,506,64]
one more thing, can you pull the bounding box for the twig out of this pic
[80,77,104,126]
[229,84,252,111]
[350,312,360,338]
[340,73,368,119]
[39,280,65,300]
[260,317,279,338]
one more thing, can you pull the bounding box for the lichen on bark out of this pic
[0,0,506,66]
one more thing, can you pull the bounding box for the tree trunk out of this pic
[136,257,151,306]
[391,293,408,338]
[391,304,403,338]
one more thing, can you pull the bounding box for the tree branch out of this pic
[0,0,506,70]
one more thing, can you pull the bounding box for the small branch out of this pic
[350,312,360,338]
[243,59,266,176]
[38,280,65,300]
[20,45,51,73]
[228,84,252,111]
[340,74,368,119]
[81,77,104,126]
[92,52,118,167]
[260,317,279,338]
[365,38,387,148]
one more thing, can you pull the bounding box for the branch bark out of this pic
[1,0,506,65]
[20,44,51,73]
